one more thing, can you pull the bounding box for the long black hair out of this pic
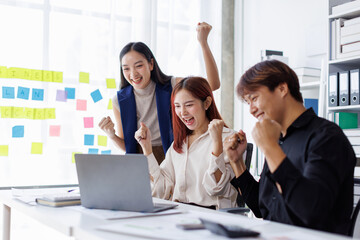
[119,42,172,89]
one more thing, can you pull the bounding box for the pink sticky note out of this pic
[76,99,87,111]
[84,117,94,128]
[49,125,61,136]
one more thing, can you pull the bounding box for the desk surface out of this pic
[0,189,352,240]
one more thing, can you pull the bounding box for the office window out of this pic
[0,0,221,186]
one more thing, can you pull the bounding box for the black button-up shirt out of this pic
[231,108,356,235]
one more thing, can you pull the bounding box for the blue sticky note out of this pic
[65,87,75,99]
[101,150,111,155]
[90,89,103,103]
[2,87,15,99]
[84,134,94,146]
[12,125,24,138]
[32,88,44,101]
[17,86,30,100]
[88,148,99,154]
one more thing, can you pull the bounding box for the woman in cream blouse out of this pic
[135,76,245,209]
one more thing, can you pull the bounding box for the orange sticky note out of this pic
[84,117,93,128]
[31,142,43,154]
[76,99,87,111]
[0,145,9,156]
[49,125,60,137]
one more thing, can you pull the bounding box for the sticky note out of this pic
[84,117,93,128]
[0,66,8,78]
[108,99,113,110]
[32,88,44,101]
[76,99,87,111]
[44,108,56,119]
[53,71,63,83]
[79,72,89,83]
[0,145,9,156]
[12,125,24,138]
[31,142,43,154]
[88,148,99,154]
[6,68,16,78]
[24,108,34,119]
[34,108,45,120]
[17,86,30,100]
[31,69,43,81]
[65,87,75,99]
[84,134,94,146]
[72,152,81,163]
[98,135,107,146]
[2,87,15,99]
[1,107,12,118]
[23,68,31,80]
[42,70,53,82]
[7,67,24,79]
[106,78,116,89]
[91,89,103,103]
[49,125,60,137]
[12,107,24,118]
[56,89,67,102]
[101,150,111,154]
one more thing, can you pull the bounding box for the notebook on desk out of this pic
[74,153,177,213]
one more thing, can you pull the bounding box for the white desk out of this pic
[0,189,352,240]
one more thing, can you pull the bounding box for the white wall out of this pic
[234,0,328,139]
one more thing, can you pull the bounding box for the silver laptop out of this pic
[74,153,177,212]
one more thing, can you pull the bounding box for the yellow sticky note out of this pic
[6,68,16,78]
[72,152,81,163]
[34,108,45,120]
[43,70,53,82]
[1,107,12,118]
[0,145,9,156]
[12,107,24,118]
[79,72,89,84]
[107,98,113,110]
[31,142,43,154]
[14,68,25,79]
[23,68,31,80]
[24,108,34,119]
[0,66,7,78]
[52,71,63,83]
[106,78,116,89]
[31,69,43,81]
[44,108,56,119]
[98,135,107,147]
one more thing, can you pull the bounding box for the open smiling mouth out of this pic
[183,117,195,125]
[132,77,142,84]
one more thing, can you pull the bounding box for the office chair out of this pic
[349,178,360,238]
[220,143,253,214]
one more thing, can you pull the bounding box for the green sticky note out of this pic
[106,78,116,89]
[72,152,81,163]
[12,107,24,118]
[34,108,45,120]
[0,145,9,156]
[98,135,107,147]
[107,98,113,110]
[31,70,43,81]
[43,70,53,82]
[79,72,89,83]
[31,142,43,154]
[0,66,7,78]
[1,107,12,118]
[24,108,34,119]
[44,108,56,119]
[52,71,63,83]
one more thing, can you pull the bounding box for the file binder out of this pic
[351,69,360,105]
[339,71,350,106]
[329,72,339,107]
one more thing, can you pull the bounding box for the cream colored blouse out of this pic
[147,127,246,209]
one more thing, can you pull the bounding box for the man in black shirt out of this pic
[224,60,356,235]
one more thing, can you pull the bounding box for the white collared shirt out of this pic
[147,127,245,209]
